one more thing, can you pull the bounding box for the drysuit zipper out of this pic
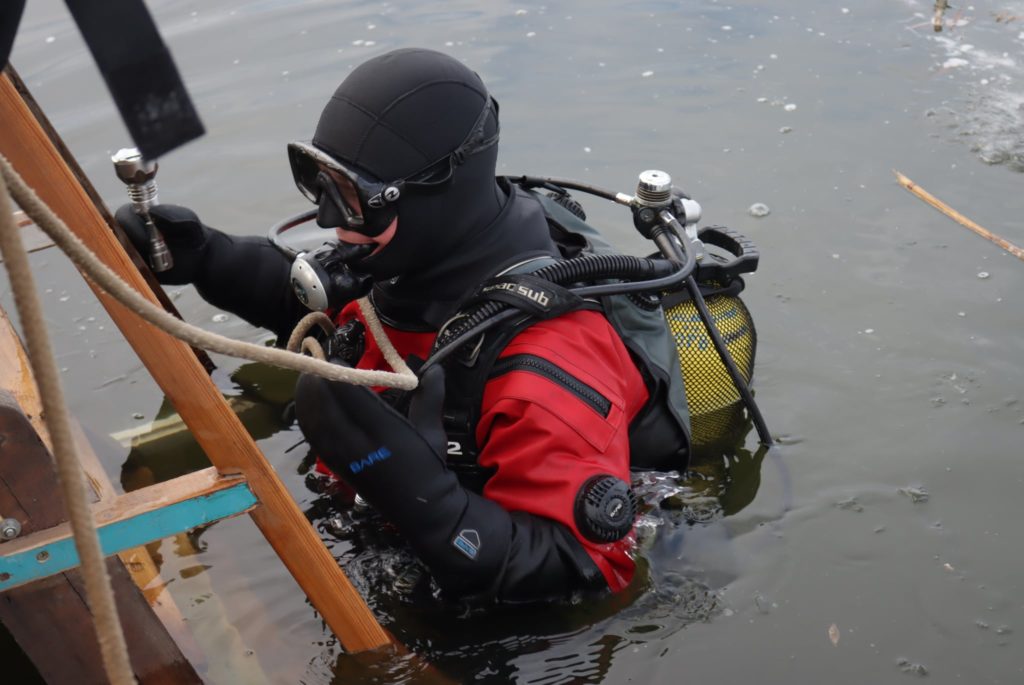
[490,354,611,417]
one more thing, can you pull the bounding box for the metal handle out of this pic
[111,147,173,272]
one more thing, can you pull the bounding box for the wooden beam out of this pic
[0,70,389,651]
[0,295,206,666]
[0,392,203,684]
[0,468,256,592]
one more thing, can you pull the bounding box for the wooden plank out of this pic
[0,306,52,448]
[0,304,108,502]
[0,394,202,684]
[110,396,255,448]
[0,70,389,651]
[0,390,67,530]
[0,290,208,666]
[0,480,256,592]
[2,559,202,685]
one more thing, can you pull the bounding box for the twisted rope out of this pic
[0,163,135,683]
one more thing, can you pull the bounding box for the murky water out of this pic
[5,0,1024,682]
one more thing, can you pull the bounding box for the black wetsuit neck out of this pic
[370,180,558,330]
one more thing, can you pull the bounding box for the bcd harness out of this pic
[324,178,762,491]
[428,185,696,490]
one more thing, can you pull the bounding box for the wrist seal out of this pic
[574,475,637,543]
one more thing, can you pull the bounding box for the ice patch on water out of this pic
[923,13,1024,171]
[967,89,1024,170]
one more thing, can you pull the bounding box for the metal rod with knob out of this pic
[111,147,173,272]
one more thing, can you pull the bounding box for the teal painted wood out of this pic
[0,482,257,592]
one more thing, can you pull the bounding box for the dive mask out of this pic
[287,94,500,236]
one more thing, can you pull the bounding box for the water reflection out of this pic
[119,361,298,490]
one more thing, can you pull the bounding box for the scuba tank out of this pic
[659,225,760,448]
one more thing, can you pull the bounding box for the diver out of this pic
[116,47,764,603]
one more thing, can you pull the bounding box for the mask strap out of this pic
[449,96,499,166]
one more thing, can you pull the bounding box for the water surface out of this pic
[5,1,1024,682]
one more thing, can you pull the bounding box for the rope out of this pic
[0,166,136,682]
[358,296,411,376]
[284,306,413,378]
[0,155,418,391]
[286,311,335,359]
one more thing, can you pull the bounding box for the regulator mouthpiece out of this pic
[290,242,374,311]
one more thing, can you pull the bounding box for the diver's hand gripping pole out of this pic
[111,147,173,272]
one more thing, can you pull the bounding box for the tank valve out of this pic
[634,169,703,245]
[634,169,673,208]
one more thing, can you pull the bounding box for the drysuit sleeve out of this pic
[192,230,308,343]
[475,310,646,592]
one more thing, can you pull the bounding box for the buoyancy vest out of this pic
[436,185,692,484]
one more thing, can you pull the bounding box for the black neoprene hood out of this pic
[306,48,510,284]
[312,47,494,182]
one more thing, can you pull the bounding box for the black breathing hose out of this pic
[419,308,524,374]
[509,175,626,204]
[422,252,695,372]
[684,274,772,445]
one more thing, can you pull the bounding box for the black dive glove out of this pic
[294,364,606,602]
[115,204,211,285]
[115,204,308,342]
